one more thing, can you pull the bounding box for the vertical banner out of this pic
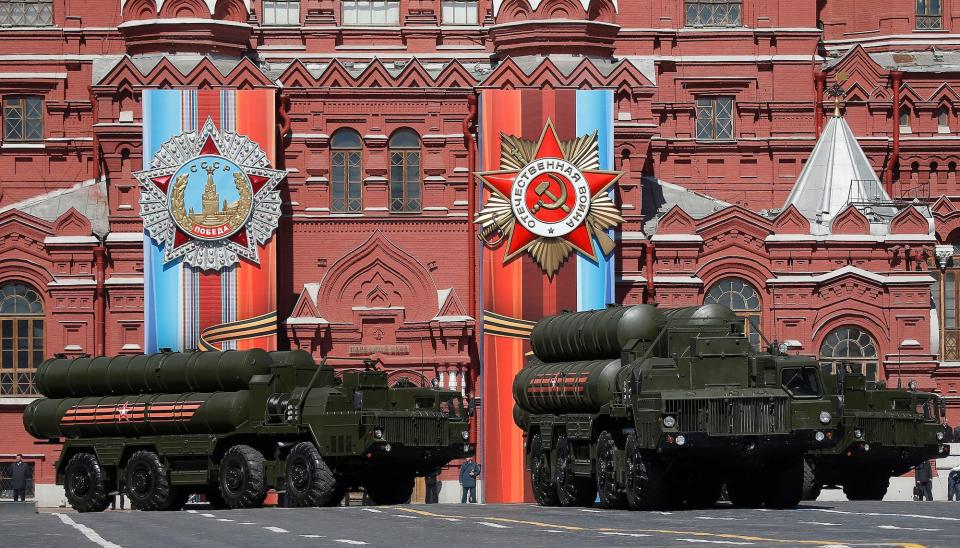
[477,89,622,503]
[137,89,283,353]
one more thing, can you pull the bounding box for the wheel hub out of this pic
[132,467,151,494]
[71,470,90,496]
[290,461,309,490]
[224,464,244,492]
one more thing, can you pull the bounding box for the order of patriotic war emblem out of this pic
[476,120,625,276]
[134,118,285,271]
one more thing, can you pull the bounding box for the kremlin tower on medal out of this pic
[187,161,242,228]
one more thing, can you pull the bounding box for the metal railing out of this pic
[916,15,943,30]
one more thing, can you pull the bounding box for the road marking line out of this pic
[804,508,960,522]
[216,518,234,522]
[799,522,841,527]
[200,513,216,518]
[878,525,942,532]
[600,532,652,538]
[696,517,745,521]
[334,540,368,545]
[301,535,325,539]
[580,509,603,513]
[362,508,383,513]
[186,510,197,514]
[237,522,257,525]
[264,526,289,533]
[391,507,925,547]
[476,522,510,529]
[54,513,123,548]
[676,539,754,545]
[539,530,566,533]
[392,515,418,519]
[818,545,851,548]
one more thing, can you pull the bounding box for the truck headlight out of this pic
[819,411,832,424]
[663,415,676,428]
[815,431,826,442]
[675,434,686,446]
[853,428,863,439]
[373,428,384,440]
[863,443,870,452]
[937,431,945,441]
[461,430,470,440]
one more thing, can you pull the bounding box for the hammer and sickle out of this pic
[531,174,571,214]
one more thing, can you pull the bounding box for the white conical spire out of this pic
[783,112,889,223]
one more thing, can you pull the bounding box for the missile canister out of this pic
[661,303,738,327]
[35,349,273,398]
[530,304,664,362]
[513,358,622,414]
[23,390,250,439]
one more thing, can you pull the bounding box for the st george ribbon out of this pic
[135,89,283,353]
[476,89,623,503]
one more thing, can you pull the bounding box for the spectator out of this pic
[459,457,480,504]
[949,463,960,502]
[915,460,933,501]
[9,454,31,503]
[425,470,441,504]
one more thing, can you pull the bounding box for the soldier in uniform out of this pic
[8,454,31,502]
[915,460,934,501]
[459,458,480,503]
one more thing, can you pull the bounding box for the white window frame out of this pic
[342,0,400,26]
[442,0,478,25]
[263,0,300,26]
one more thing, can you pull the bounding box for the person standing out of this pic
[915,460,933,501]
[9,454,31,503]
[948,463,960,501]
[459,457,480,504]
[425,470,442,504]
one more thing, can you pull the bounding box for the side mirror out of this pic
[467,397,478,417]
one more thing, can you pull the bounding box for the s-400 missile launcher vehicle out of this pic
[802,363,951,501]
[512,304,842,510]
[23,349,473,512]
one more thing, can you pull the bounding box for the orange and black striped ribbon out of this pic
[198,310,278,351]
[481,310,537,340]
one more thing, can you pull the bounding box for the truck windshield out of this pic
[780,367,822,398]
[440,395,462,418]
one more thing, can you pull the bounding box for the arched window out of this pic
[704,277,761,347]
[0,282,43,396]
[899,107,912,133]
[938,105,951,133]
[330,129,362,213]
[389,128,421,213]
[819,325,879,380]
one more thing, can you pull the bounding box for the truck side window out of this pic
[780,367,821,398]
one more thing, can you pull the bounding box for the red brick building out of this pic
[1,0,960,503]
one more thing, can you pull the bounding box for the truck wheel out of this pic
[554,436,596,507]
[64,452,111,513]
[285,442,338,507]
[843,473,889,501]
[364,471,415,505]
[763,458,803,509]
[124,450,176,511]
[801,458,821,501]
[727,478,764,508]
[595,431,627,509]
[624,433,671,510]
[528,433,560,506]
[219,445,268,509]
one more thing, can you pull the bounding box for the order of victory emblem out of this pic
[475,120,624,276]
[135,118,285,271]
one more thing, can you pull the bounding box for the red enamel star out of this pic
[476,121,622,263]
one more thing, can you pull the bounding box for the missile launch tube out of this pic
[22,390,251,439]
[530,305,664,362]
[513,358,622,414]
[34,350,274,398]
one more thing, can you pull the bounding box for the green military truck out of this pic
[803,363,951,500]
[512,304,842,510]
[23,349,473,512]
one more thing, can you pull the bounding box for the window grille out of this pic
[331,129,363,213]
[343,0,399,25]
[263,0,299,25]
[819,326,879,381]
[0,283,43,396]
[685,0,741,27]
[705,277,761,348]
[442,0,478,25]
[389,129,422,213]
[3,96,42,142]
[0,0,52,27]
[695,96,734,141]
[916,0,942,29]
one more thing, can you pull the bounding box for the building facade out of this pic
[1,0,960,502]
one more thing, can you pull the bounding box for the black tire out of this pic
[596,431,627,509]
[124,450,176,511]
[528,433,560,507]
[802,458,821,501]
[364,471,415,505]
[285,442,338,507]
[763,458,804,509]
[554,436,596,507]
[727,478,764,508]
[624,433,671,510]
[64,452,111,513]
[219,445,268,509]
[843,473,889,501]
